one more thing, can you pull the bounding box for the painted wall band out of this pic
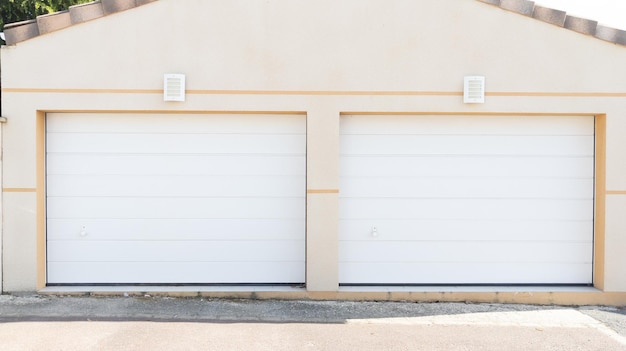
[36,111,47,290]
[341,112,600,116]
[3,188,37,193]
[594,114,607,291]
[606,190,626,195]
[307,189,340,194]
[3,88,626,97]
[40,110,307,115]
[2,88,161,94]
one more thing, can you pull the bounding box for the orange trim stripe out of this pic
[2,88,161,94]
[188,90,463,96]
[42,110,307,115]
[3,188,37,193]
[1,88,460,96]
[607,190,626,195]
[3,88,626,97]
[307,189,340,194]
[341,112,599,116]
[488,92,626,97]
[594,115,607,291]
[36,111,47,290]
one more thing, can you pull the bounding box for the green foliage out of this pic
[1,0,92,31]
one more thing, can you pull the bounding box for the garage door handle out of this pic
[80,226,88,237]
[371,226,378,237]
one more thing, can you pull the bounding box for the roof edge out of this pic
[3,0,158,45]
[4,0,624,47]
[476,0,626,47]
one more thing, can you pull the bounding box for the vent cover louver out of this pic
[164,74,186,102]
[464,76,485,104]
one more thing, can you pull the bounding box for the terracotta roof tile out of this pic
[3,0,158,45]
[532,5,566,27]
[477,0,626,46]
[3,19,40,44]
[69,1,105,24]
[595,25,626,46]
[37,10,72,35]
[500,0,535,16]
[564,15,598,35]
[102,0,137,15]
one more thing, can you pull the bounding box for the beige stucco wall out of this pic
[1,0,625,301]
[605,196,626,291]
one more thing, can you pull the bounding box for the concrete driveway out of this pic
[0,295,624,351]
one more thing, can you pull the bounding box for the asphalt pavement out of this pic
[0,294,624,350]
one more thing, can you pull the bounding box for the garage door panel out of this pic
[48,219,305,241]
[47,175,305,197]
[339,115,594,285]
[340,198,593,221]
[340,262,593,285]
[47,133,305,155]
[48,262,304,284]
[47,113,306,134]
[340,115,595,136]
[340,177,593,199]
[339,241,593,263]
[47,113,306,285]
[341,135,594,156]
[48,240,305,263]
[47,154,305,176]
[339,219,593,242]
[340,156,594,178]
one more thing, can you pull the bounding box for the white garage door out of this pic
[47,113,306,284]
[339,115,594,285]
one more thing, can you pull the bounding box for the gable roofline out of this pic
[2,0,157,45]
[477,0,626,46]
[2,0,625,47]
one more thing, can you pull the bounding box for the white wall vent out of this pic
[464,76,485,104]
[164,74,186,102]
